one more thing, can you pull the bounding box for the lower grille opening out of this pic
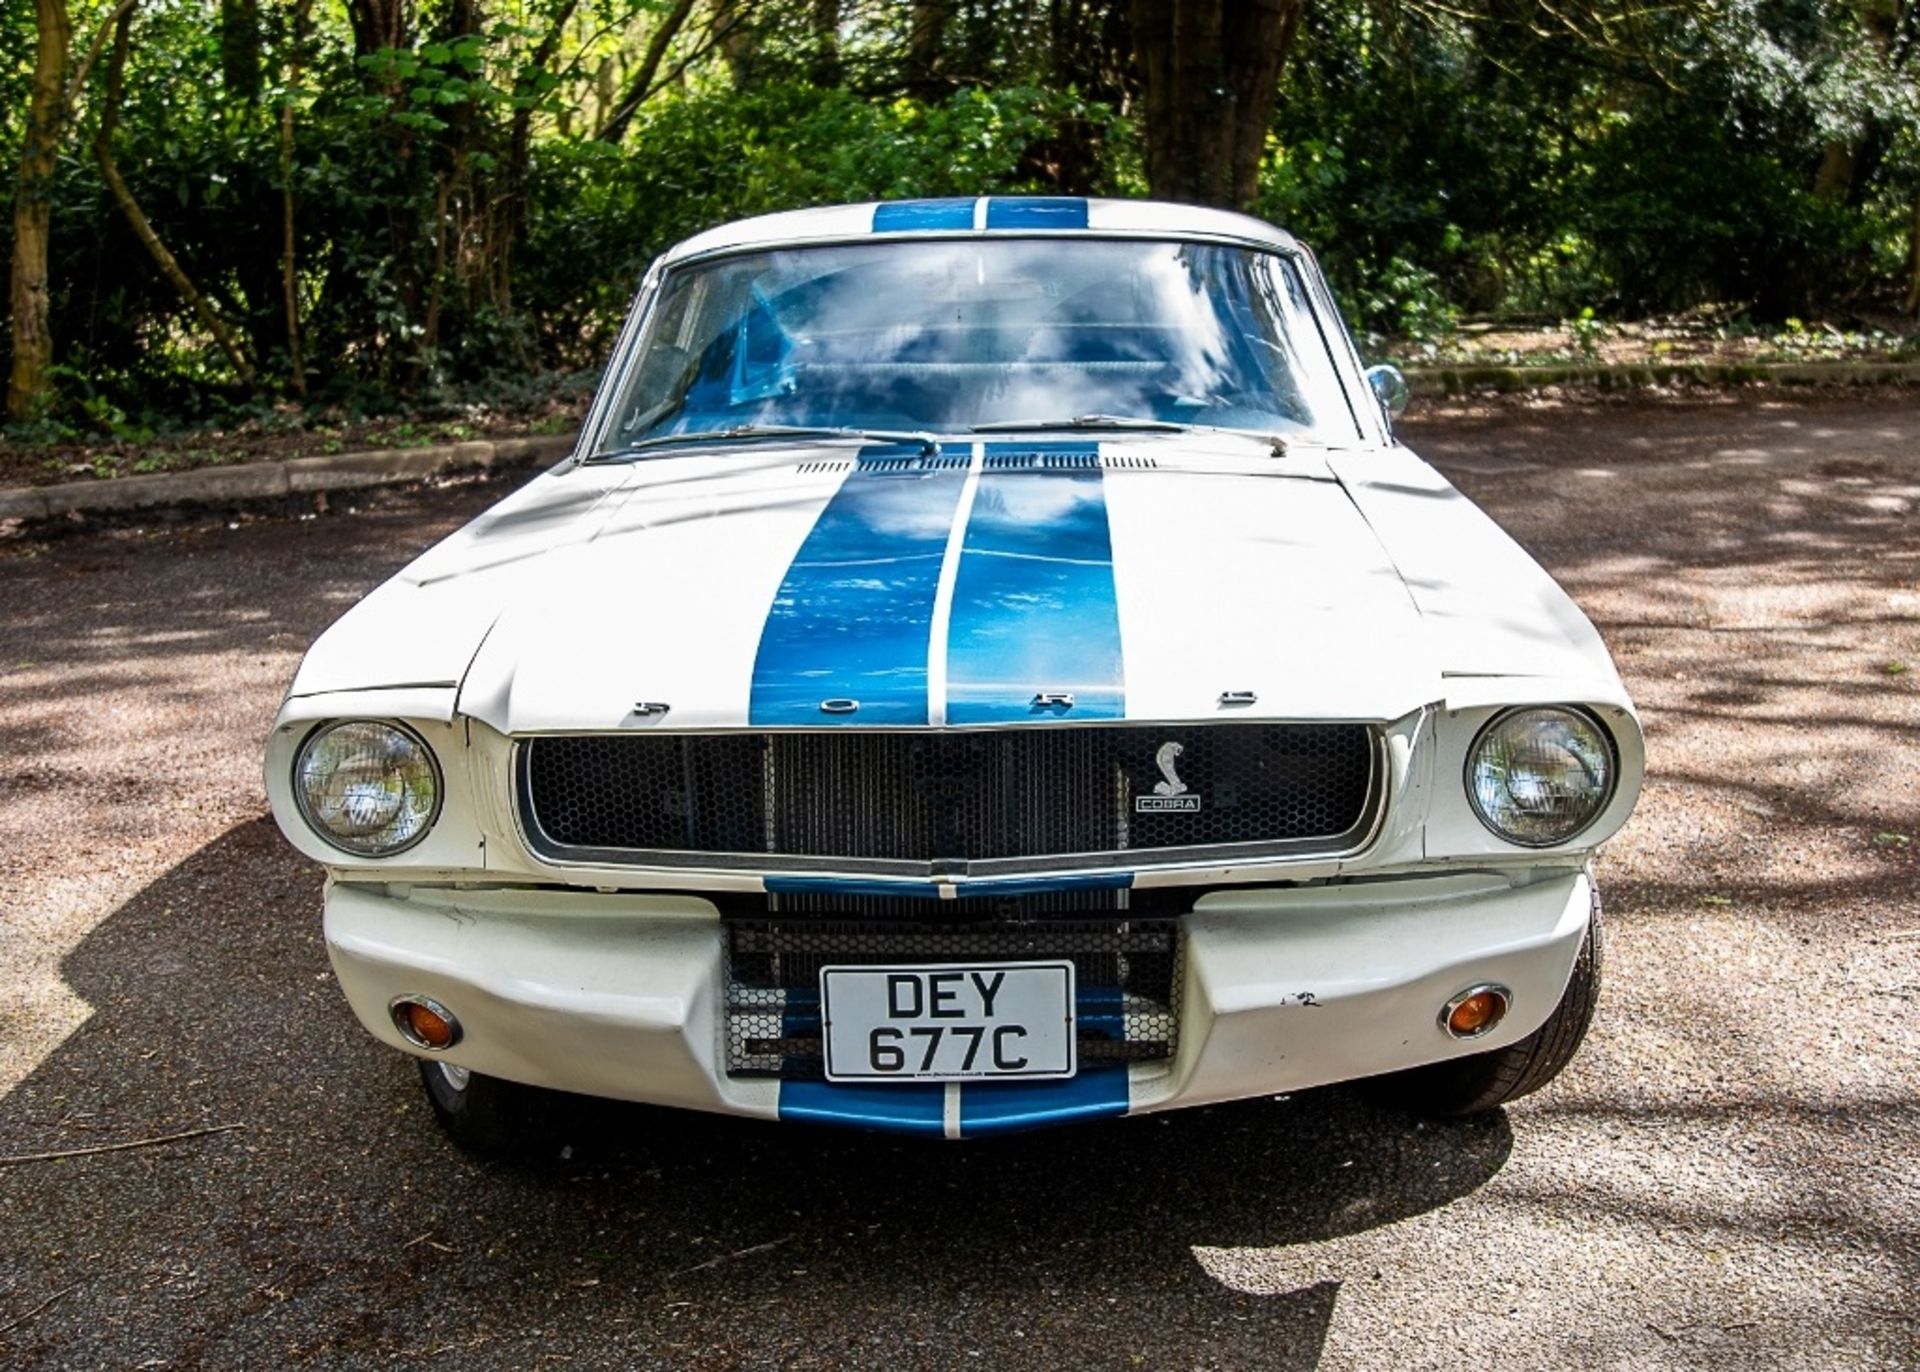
[724,919,1182,1080]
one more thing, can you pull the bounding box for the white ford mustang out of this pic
[266,197,1642,1154]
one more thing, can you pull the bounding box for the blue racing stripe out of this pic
[945,445,1125,724]
[984,197,1088,230]
[751,444,971,725]
[766,876,944,900]
[779,1080,946,1136]
[779,989,819,1071]
[1077,984,1124,1041]
[951,873,1133,899]
[958,1068,1129,1138]
[872,198,976,232]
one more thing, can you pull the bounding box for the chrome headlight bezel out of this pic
[1464,705,1618,849]
[292,719,444,858]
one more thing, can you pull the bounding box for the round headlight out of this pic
[1466,707,1616,847]
[294,721,442,857]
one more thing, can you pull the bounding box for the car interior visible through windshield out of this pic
[598,236,1359,450]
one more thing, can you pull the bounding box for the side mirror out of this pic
[1365,364,1409,422]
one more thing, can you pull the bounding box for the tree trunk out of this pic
[711,0,760,91]
[907,0,954,88]
[219,0,262,101]
[346,0,409,59]
[8,0,73,420]
[279,0,313,395]
[501,0,579,312]
[1129,0,1304,209]
[415,0,483,377]
[1022,0,1129,193]
[812,0,842,86]
[1810,2,1897,215]
[595,0,698,142]
[279,98,303,393]
[345,0,414,381]
[95,5,256,386]
[1224,0,1302,207]
[1813,141,1855,203]
[1906,189,1920,316]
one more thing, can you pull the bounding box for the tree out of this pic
[810,0,841,86]
[219,0,263,102]
[1129,0,1307,209]
[8,0,75,419]
[92,2,256,385]
[711,0,762,90]
[8,0,140,419]
[279,0,315,394]
[6,0,1916,427]
[907,0,955,89]
[596,0,701,142]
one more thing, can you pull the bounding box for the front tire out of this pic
[1385,893,1604,1117]
[416,1060,573,1160]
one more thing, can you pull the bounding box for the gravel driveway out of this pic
[1,394,1915,1369]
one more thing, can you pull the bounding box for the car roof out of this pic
[658,196,1301,265]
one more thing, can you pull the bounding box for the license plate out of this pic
[819,962,1076,1082]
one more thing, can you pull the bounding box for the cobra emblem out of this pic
[1153,741,1188,797]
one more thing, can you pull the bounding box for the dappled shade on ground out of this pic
[0,394,1915,1367]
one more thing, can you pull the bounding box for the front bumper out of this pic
[325,869,1593,1138]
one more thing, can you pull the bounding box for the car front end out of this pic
[266,198,1641,1147]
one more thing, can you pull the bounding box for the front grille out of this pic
[519,723,1379,874]
[724,919,1181,1079]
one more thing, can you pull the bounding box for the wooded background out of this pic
[4,0,1916,429]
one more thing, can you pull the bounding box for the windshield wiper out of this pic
[589,424,943,462]
[969,414,1193,433]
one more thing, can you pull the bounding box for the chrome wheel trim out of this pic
[436,1061,472,1092]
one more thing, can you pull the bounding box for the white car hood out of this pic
[288,435,1622,734]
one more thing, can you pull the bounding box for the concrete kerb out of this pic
[1404,359,1920,396]
[0,433,577,524]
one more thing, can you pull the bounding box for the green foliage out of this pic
[0,0,1915,433]
[1345,257,1459,351]
[1260,0,1918,332]
[1567,309,1608,360]
[519,81,1118,360]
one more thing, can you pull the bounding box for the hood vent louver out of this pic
[796,453,1159,475]
[983,452,1158,472]
[985,451,1099,471]
[857,454,971,472]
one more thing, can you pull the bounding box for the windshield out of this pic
[594,237,1360,452]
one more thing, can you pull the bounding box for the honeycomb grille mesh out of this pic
[520,724,1375,867]
[724,920,1181,1079]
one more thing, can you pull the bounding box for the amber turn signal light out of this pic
[1441,984,1510,1040]
[389,995,462,1050]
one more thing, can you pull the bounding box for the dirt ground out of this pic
[0,393,1915,1369]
